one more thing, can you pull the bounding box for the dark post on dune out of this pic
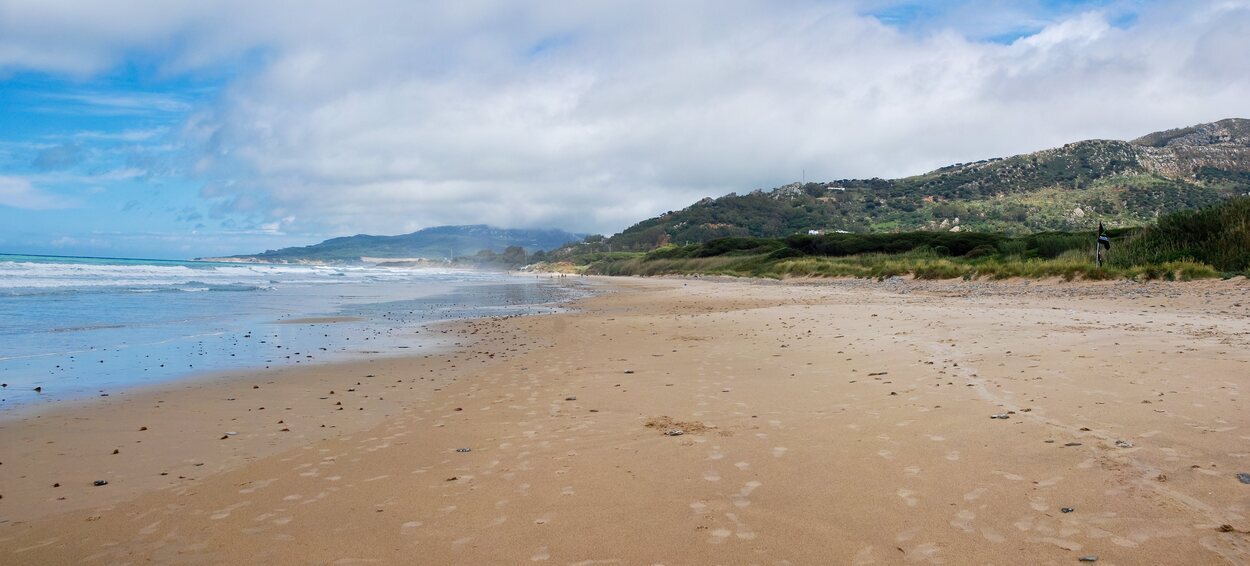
[1096,221,1111,267]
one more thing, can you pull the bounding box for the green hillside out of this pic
[206,225,583,264]
[601,119,1250,251]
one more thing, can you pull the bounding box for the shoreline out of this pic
[0,270,593,410]
[3,276,1249,563]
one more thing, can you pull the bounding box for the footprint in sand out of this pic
[963,487,988,501]
[896,488,918,507]
[950,509,976,533]
[735,461,751,470]
[909,542,944,562]
[773,446,788,458]
[895,527,922,542]
[210,501,252,520]
[704,471,721,482]
[138,520,162,536]
[400,521,423,534]
[732,481,762,508]
[945,450,960,461]
[981,527,1006,543]
[877,449,894,460]
[726,512,756,540]
[1036,476,1063,487]
[709,528,732,544]
[239,478,278,494]
[531,547,550,561]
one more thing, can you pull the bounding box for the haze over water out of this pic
[0,254,586,409]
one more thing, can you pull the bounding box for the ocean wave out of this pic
[0,283,273,297]
[0,257,501,298]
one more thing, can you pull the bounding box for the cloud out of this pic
[0,175,75,209]
[32,143,86,170]
[40,91,193,116]
[3,0,1250,239]
[72,127,169,142]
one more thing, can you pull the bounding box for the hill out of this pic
[602,118,1250,251]
[208,225,584,264]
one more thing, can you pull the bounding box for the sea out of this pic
[0,254,588,410]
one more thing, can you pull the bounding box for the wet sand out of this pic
[2,276,1250,564]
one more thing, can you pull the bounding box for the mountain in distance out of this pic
[604,118,1250,250]
[207,225,585,264]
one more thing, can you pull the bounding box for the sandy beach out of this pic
[2,276,1250,564]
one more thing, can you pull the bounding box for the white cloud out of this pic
[0,176,75,209]
[3,0,1250,238]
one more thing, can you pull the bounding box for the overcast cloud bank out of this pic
[1,0,1248,255]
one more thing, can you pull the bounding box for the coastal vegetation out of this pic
[597,119,1250,250]
[544,198,1250,281]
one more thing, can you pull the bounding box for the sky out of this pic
[1,0,1248,259]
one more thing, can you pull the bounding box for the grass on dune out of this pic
[577,198,1250,281]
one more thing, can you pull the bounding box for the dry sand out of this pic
[2,276,1250,564]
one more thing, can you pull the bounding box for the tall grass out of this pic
[1111,197,1250,272]
[581,199,1250,281]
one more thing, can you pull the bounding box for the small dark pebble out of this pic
[34,386,42,393]
[1237,473,1250,485]
[1064,442,1082,447]
[93,480,108,487]
[1061,507,1074,513]
[565,396,577,401]
[1078,556,1098,563]
[455,448,471,453]
[624,370,634,374]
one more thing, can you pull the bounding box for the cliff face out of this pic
[1132,119,1250,179]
